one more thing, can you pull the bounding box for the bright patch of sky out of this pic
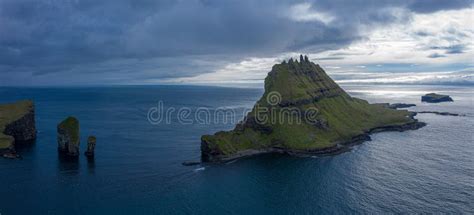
[287,3,335,25]
[167,7,473,86]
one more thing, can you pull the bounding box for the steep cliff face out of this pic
[57,116,80,157]
[0,100,37,152]
[201,57,425,162]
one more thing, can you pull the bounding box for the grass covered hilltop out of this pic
[201,56,426,162]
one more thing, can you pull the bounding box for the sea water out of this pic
[0,84,472,214]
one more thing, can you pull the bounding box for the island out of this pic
[201,56,426,162]
[375,103,416,109]
[57,116,80,157]
[85,135,96,157]
[388,103,416,109]
[421,93,453,103]
[0,100,37,158]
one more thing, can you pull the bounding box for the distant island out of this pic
[422,93,453,103]
[201,56,426,162]
[0,100,36,158]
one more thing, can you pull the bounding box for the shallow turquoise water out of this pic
[0,85,472,214]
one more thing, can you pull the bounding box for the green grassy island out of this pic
[201,56,426,162]
[0,100,36,151]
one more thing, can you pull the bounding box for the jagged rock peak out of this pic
[264,56,347,104]
[281,55,311,65]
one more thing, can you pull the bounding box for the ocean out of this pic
[0,84,473,214]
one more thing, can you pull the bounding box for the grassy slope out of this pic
[0,100,33,149]
[202,61,415,156]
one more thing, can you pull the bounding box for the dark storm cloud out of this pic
[317,57,345,61]
[408,0,472,13]
[0,0,471,85]
[415,31,432,37]
[430,44,467,54]
[428,53,446,58]
[445,45,467,54]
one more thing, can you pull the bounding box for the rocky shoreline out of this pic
[415,111,464,116]
[201,115,426,163]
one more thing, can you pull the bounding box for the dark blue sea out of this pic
[0,85,473,214]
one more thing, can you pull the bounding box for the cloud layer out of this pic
[0,0,472,85]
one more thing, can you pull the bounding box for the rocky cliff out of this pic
[0,100,37,156]
[57,116,80,157]
[201,56,426,162]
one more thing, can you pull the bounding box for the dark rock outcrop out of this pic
[389,103,416,109]
[375,103,416,109]
[2,150,20,159]
[57,116,80,157]
[182,161,201,166]
[85,136,96,157]
[4,111,36,142]
[416,111,463,116]
[422,93,453,103]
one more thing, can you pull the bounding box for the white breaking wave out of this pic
[194,167,206,172]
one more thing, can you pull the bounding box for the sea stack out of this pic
[421,93,453,103]
[0,100,37,158]
[57,116,80,157]
[85,136,96,157]
[201,56,426,162]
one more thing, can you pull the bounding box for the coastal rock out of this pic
[182,161,201,166]
[85,136,96,157]
[201,56,426,162]
[2,150,20,159]
[57,116,80,157]
[374,103,416,109]
[0,100,36,158]
[416,111,463,116]
[421,93,453,103]
[389,103,416,109]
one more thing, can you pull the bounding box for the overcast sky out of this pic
[0,0,472,86]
